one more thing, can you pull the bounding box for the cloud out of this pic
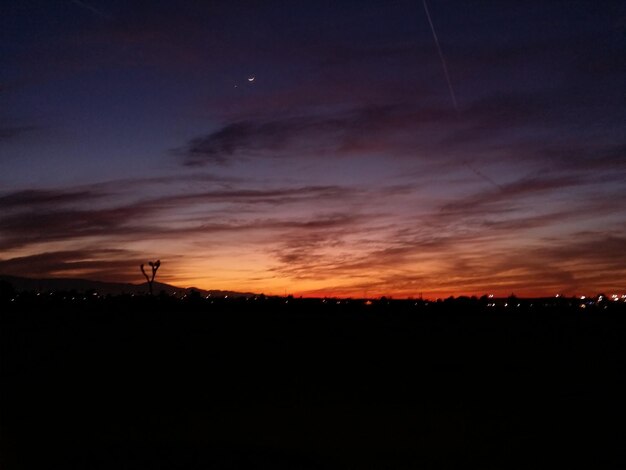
[534,232,626,270]
[439,175,583,215]
[148,213,363,241]
[0,178,373,250]
[176,113,361,166]
[0,249,142,282]
[0,188,106,210]
[540,142,626,172]
[175,105,452,166]
[179,80,625,175]
[263,173,625,296]
[0,205,155,250]
[439,90,624,157]
[276,229,626,297]
[3,167,621,297]
[153,185,359,207]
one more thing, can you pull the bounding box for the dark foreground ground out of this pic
[2,296,626,468]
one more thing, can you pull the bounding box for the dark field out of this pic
[2,296,626,468]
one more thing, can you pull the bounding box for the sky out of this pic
[1,0,625,298]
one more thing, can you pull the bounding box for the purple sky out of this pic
[1,1,625,297]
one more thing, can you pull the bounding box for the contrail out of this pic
[422,0,459,113]
[70,0,111,19]
[464,161,503,191]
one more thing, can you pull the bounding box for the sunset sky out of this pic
[1,0,625,297]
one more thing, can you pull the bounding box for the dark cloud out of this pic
[540,142,626,172]
[0,181,371,250]
[479,209,581,232]
[0,205,154,250]
[176,105,451,166]
[439,175,583,215]
[180,80,624,171]
[176,113,362,166]
[441,90,625,157]
[156,185,358,206]
[460,91,565,131]
[179,213,363,239]
[0,249,142,282]
[534,232,626,269]
[108,172,243,187]
[0,188,105,210]
[267,215,466,282]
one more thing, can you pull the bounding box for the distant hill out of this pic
[0,274,255,298]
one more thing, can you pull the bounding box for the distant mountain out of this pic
[0,274,255,298]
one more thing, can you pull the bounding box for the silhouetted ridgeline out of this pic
[0,274,253,298]
[2,284,626,468]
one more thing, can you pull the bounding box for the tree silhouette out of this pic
[140,260,161,295]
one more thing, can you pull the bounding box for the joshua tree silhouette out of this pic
[140,260,160,295]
